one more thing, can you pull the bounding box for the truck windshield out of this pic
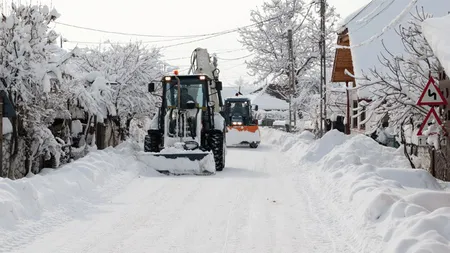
[165,83,204,108]
[227,101,249,117]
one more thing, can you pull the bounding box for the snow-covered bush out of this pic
[71,42,164,138]
[0,4,77,178]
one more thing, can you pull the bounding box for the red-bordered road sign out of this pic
[417,76,448,106]
[417,107,447,136]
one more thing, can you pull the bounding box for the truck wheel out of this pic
[144,134,161,152]
[250,142,259,148]
[209,131,225,171]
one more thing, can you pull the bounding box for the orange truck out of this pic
[224,96,261,148]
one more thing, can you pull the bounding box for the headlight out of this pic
[232,121,243,126]
[164,76,171,81]
[183,141,199,150]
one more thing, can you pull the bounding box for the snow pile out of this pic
[262,127,315,152]
[422,14,450,76]
[0,142,160,230]
[276,129,450,252]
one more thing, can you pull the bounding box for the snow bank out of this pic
[271,128,450,252]
[0,141,160,230]
[262,127,315,152]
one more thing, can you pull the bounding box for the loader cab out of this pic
[148,74,224,133]
[153,74,222,110]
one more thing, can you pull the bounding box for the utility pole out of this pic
[319,0,327,137]
[287,28,296,129]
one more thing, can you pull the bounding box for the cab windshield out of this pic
[227,101,250,117]
[165,82,205,108]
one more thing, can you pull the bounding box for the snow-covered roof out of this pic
[422,14,450,75]
[221,86,289,110]
[251,93,289,110]
[339,0,450,98]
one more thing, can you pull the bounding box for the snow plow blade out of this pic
[226,125,261,147]
[136,150,216,176]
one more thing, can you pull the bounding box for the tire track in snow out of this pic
[6,178,169,253]
[306,171,384,253]
[291,168,379,253]
[0,167,143,253]
[71,179,203,253]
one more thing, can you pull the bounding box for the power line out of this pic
[164,48,248,61]
[55,10,298,40]
[216,53,254,61]
[55,21,222,38]
[338,0,375,29]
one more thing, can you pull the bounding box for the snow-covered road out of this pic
[2,131,375,253]
[2,128,450,253]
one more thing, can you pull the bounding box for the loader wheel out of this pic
[250,142,259,149]
[144,134,161,152]
[209,131,225,171]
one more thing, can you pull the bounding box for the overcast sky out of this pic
[2,0,370,86]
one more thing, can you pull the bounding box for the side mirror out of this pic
[148,82,155,93]
[254,105,259,111]
[186,100,196,109]
[215,81,223,91]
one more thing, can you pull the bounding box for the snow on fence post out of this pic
[434,75,450,181]
[416,75,448,179]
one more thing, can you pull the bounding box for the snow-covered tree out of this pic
[0,4,76,178]
[361,8,442,132]
[238,0,339,100]
[72,42,165,139]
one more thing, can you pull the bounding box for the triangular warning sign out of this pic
[417,107,447,136]
[417,76,448,106]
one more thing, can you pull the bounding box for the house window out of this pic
[352,100,358,128]
[360,106,366,130]
[382,114,389,128]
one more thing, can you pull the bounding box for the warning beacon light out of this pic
[173,70,179,75]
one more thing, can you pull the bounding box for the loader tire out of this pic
[209,131,225,171]
[144,134,161,152]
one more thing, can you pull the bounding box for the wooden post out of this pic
[430,148,436,177]
[346,81,351,135]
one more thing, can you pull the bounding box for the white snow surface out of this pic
[422,14,450,76]
[1,128,450,252]
[2,118,12,135]
[340,0,450,98]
